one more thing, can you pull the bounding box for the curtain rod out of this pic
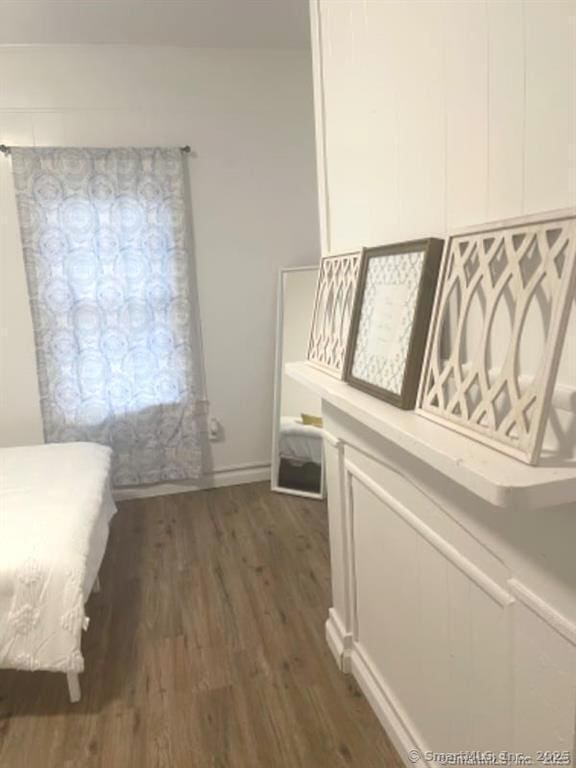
[0,145,192,155]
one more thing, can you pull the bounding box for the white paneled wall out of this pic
[0,46,320,480]
[524,1,576,213]
[487,0,524,219]
[311,0,576,386]
[351,472,514,752]
[314,0,576,251]
[444,1,489,229]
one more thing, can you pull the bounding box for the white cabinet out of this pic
[290,362,576,767]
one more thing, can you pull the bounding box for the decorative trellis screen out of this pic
[307,251,361,377]
[418,212,576,465]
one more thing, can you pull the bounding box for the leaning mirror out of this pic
[271,266,324,499]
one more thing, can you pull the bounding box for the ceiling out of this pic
[0,0,310,48]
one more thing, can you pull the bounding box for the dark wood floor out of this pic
[0,482,402,768]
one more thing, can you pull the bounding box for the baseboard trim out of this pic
[325,608,353,672]
[350,642,432,768]
[113,462,271,501]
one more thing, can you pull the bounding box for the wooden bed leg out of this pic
[67,673,81,703]
[92,575,101,594]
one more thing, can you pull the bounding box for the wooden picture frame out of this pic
[343,238,444,409]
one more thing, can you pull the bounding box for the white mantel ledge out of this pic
[287,361,576,511]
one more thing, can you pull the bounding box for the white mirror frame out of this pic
[271,266,325,500]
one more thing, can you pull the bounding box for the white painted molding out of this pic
[322,428,341,448]
[508,578,576,646]
[324,427,356,640]
[113,461,271,501]
[332,432,451,522]
[309,0,330,255]
[325,608,353,672]
[342,466,360,639]
[345,459,514,608]
[351,643,433,768]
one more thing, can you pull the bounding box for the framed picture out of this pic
[343,238,444,409]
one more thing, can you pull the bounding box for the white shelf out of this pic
[287,361,576,510]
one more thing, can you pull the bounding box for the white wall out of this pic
[0,45,320,477]
[311,0,576,387]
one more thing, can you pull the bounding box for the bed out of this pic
[0,442,116,702]
[278,417,323,494]
[279,416,323,465]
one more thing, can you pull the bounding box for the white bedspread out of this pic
[279,417,323,464]
[0,442,116,674]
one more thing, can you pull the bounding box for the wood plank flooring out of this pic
[0,482,403,768]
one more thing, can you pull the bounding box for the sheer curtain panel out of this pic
[11,147,207,486]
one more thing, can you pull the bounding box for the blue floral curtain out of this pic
[11,147,208,486]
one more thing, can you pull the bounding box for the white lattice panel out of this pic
[308,251,361,377]
[419,212,576,465]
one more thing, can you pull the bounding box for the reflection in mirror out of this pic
[271,267,324,499]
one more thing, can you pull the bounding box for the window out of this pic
[12,147,207,486]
